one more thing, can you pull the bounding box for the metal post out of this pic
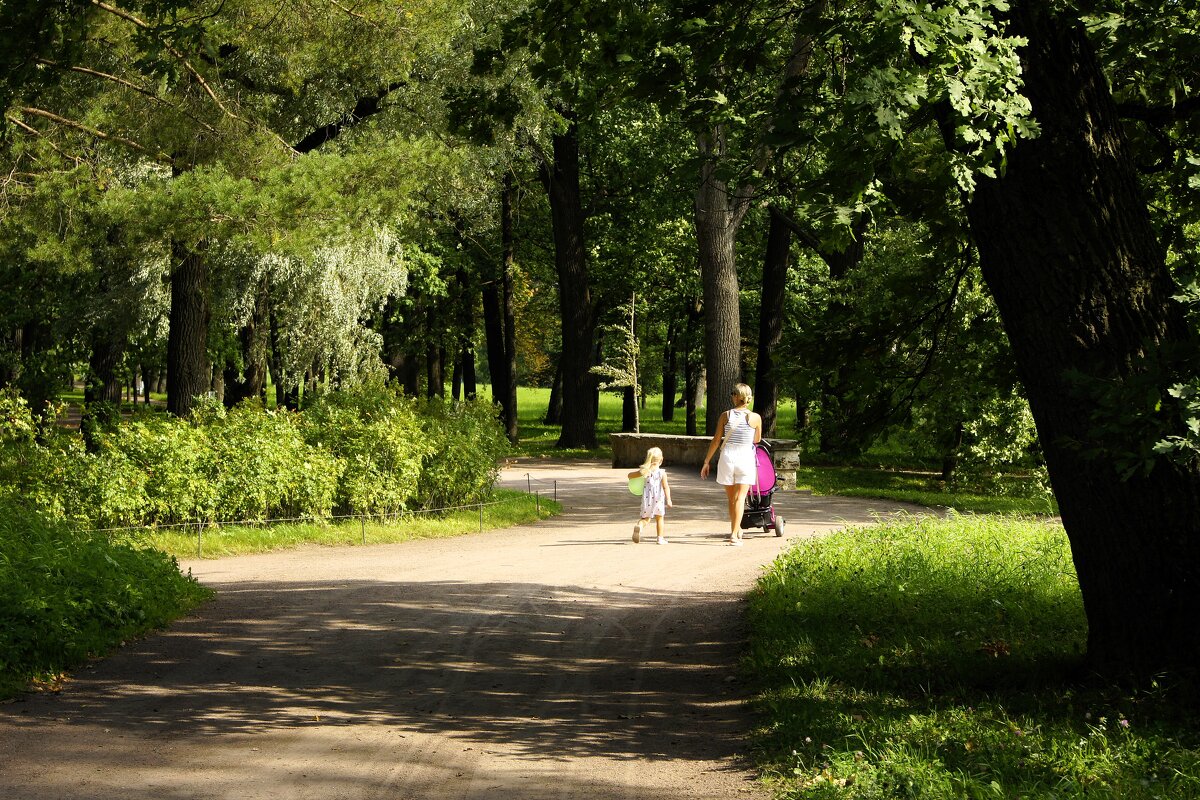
[526,473,531,493]
[196,521,202,558]
[360,515,366,545]
[536,491,540,514]
[479,503,484,532]
[554,480,557,502]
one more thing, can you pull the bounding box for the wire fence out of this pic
[81,478,556,558]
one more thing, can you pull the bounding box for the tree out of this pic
[956,1,1200,677]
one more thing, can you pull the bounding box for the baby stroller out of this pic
[740,441,785,537]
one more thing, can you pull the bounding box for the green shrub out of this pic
[302,385,428,514]
[416,398,510,509]
[198,402,342,522]
[0,500,210,698]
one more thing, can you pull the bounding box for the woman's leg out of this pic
[731,483,751,539]
[724,484,751,538]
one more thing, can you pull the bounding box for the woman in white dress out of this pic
[700,383,763,546]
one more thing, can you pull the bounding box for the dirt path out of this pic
[0,460,920,799]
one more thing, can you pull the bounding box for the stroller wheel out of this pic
[775,517,785,537]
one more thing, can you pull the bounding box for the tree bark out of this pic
[166,242,211,416]
[224,276,269,407]
[662,319,678,422]
[964,2,1200,677]
[695,124,751,434]
[544,360,563,425]
[754,205,792,437]
[500,175,519,442]
[426,344,445,399]
[541,120,598,448]
[683,297,704,436]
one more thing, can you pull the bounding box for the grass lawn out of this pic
[748,513,1200,799]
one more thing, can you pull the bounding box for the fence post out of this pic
[360,515,366,545]
[196,521,202,558]
[554,480,557,502]
[526,473,531,493]
[536,491,540,514]
[479,503,484,532]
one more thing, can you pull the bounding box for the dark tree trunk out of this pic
[683,297,704,437]
[500,175,519,442]
[482,275,507,406]
[963,2,1200,678]
[166,243,211,416]
[755,205,792,437]
[544,360,563,425]
[695,125,751,434]
[84,327,124,407]
[541,120,598,448]
[399,354,420,397]
[426,345,445,399]
[940,421,965,484]
[662,319,678,422]
[453,266,477,402]
[224,277,270,407]
[622,386,638,433]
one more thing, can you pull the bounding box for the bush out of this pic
[0,499,210,698]
[0,385,511,528]
[416,399,510,509]
[302,385,428,514]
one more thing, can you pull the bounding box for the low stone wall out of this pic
[610,432,799,490]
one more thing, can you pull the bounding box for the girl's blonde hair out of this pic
[639,446,664,476]
[732,383,753,406]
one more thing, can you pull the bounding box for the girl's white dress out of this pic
[717,408,758,486]
[640,467,667,519]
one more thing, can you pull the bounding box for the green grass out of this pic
[795,464,1058,516]
[747,513,1200,799]
[129,489,559,559]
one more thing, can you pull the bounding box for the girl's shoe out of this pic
[728,538,744,546]
[632,524,642,543]
[656,536,668,545]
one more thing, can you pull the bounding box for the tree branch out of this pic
[293,81,406,153]
[14,106,170,162]
[1117,96,1200,125]
[89,0,297,156]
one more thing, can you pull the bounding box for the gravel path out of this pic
[0,460,918,799]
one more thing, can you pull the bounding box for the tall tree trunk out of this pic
[964,1,1200,677]
[695,124,751,434]
[541,120,598,448]
[454,266,478,402]
[166,242,211,416]
[662,319,678,422]
[683,297,704,436]
[224,277,270,407]
[426,345,445,399]
[622,386,638,433]
[482,274,507,407]
[544,360,563,425]
[500,175,519,442]
[755,205,792,437]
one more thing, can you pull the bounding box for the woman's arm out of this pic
[699,412,729,478]
[751,412,763,443]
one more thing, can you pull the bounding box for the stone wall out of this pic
[609,432,799,490]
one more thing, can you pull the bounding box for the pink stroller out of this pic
[740,442,785,537]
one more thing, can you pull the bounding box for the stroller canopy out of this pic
[752,443,777,494]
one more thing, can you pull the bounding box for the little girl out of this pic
[628,446,673,544]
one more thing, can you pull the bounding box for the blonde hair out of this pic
[639,446,664,476]
[731,383,753,407]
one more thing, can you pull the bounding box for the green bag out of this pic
[628,475,645,496]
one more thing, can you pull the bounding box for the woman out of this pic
[699,383,763,546]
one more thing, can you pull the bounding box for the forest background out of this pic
[2,0,1200,684]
